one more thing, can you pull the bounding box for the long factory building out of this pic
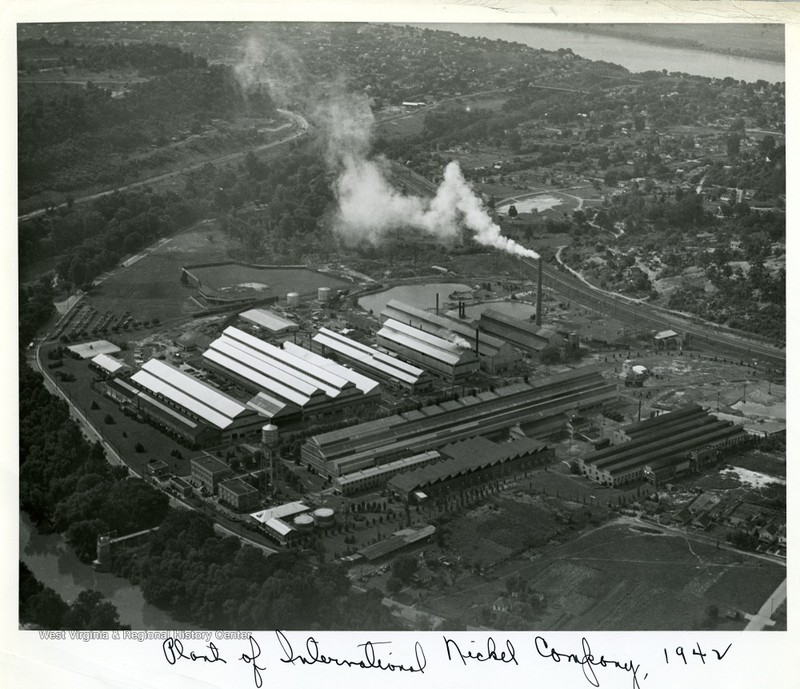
[303,366,617,478]
[202,326,380,421]
[119,358,265,445]
[377,317,479,382]
[312,327,432,392]
[381,299,520,374]
[579,404,749,486]
[479,308,566,362]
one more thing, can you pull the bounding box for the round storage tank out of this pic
[287,292,300,307]
[312,507,335,526]
[293,514,315,531]
[317,286,331,302]
[261,424,279,449]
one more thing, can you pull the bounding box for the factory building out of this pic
[238,308,299,340]
[129,359,266,445]
[191,455,234,494]
[377,318,479,382]
[202,326,379,421]
[303,367,616,478]
[218,477,261,512]
[333,450,441,496]
[380,299,520,374]
[250,501,312,545]
[312,327,432,392]
[478,309,566,362]
[387,436,552,502]
[580,404,749,486]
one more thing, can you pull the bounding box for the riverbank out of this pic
[548,23,784,64]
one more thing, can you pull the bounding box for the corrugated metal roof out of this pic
[282,341,380,395]
[210,338,321,396]
[132,369,234,429]
[245,392,293,419]
[203,347,313,408]
[319,328,426,376]
[224,327,350,395]
[264,518,294,537]
[379,326,463,366]
[141,359,246,418]
[137,390,199,429]
[313,330,423,386]
[382,318,467,356]
[239,309,298,332]
[335,451,440,486]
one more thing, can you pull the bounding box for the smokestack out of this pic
[536,256,543,327]
[475,328,480,359]
[436,293,439,315]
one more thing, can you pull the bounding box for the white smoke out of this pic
[234,34,305,108]
[322,94,539,260]
[447,332,474,350]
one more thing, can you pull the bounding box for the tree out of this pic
[62,589,128,630]
[507,205,518,219]
[391,555,418,584]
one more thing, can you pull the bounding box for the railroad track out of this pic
[388,162,785,370]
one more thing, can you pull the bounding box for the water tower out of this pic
[261,423,280,497]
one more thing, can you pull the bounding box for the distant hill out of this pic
[554,24,784,64]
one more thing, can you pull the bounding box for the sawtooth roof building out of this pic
[388,436,552,501]
[579,404,749,487]
[312,327,431,392]
[381,299,520,374]
[201,326,380,421]
[377,317,479,382]
[303,366,616,478]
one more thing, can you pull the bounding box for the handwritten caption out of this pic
[38,630,735,688]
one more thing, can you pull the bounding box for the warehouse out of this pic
[250,501,310,545]
[479,309,565,362]
[238,308,298,340]
[312,327,431,392]
[333,450,441,496]
[580,405,749,486]
[202,326,379,420]
[130,359,265,443]
[381,299,520,374]
[377,318,479,382]
[303,367,616,477]
[218,477,261,512]
[387,436,552,501]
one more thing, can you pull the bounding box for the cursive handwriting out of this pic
[443,636,518,665]
[239,635,266,688]
[162,637,227,666]
[534,635,646,689]
[276,630,426,673]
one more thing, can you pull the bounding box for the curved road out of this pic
[19,109,309,223]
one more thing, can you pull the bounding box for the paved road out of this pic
[19,109,308,222]
[744,577,786,630]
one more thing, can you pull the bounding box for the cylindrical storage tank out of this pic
[312,507,335,526]
[293,514,315,531]
[261,424,279,449]
[287,292,300,307]
[317,287,331,302]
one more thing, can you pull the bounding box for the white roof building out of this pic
[239,308,298,335]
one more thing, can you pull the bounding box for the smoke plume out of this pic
[322,93,539,259]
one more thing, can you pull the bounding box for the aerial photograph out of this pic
[18,21,786,633]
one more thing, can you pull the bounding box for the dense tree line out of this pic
[19,364,170,561]
[19,562,128,630]
[19,41,274,198]
[114,510,399,629]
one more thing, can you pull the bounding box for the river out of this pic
[411,23,784,83]
[19,511,190,630]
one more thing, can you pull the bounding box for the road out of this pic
[744,577,786,630]
[18,109,309,222]
[29,294,279,556]
[389,160,784,368]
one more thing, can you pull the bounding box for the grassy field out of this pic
[424,517,785,630]
[86,223,236,323]
[190,264,351,299]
